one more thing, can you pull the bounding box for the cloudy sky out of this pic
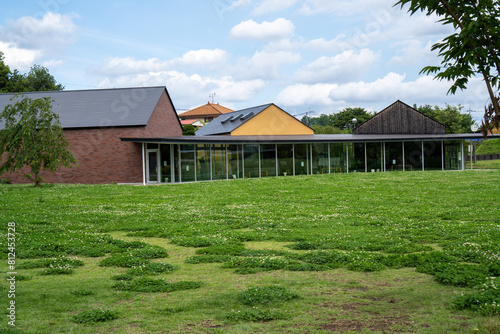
[0,0,489,120]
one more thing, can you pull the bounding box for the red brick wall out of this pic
[3,90,182,184]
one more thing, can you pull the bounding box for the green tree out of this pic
[0,52,11,92]
[395,0,500,135]
[4,64,64,92]
[309,125,345,134]
[0,95,76,186]
[416,104,475,134]
[182,124,196,136]
[330,107,373,131]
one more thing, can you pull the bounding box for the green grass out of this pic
[0,170,499,333]
[476,138,500,155]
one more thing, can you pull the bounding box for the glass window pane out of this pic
[260,144,276,177]
[424,141,442,170]
[385,142,403,171]
[180,144,195,182]
[277,144,293,176]
[330,143,346,173]
[312,143,329,174]
[244,144,260,178]
[196,144,211,181]
[160,145,172,183]
[404,141,422,171]
[445,140,461,170]
[366,142,383,172]
[148,151,158,182]
[294,144,310,175]
[228,145,243,179]
[211,144,227,180]
[351,143,365,172]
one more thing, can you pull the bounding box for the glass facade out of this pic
[385,142,403,171]
[294,144,310,175]
[444,140,462,170]
[141,139,466,183]
[312,143,329,174]
[423,141,442,171]
[260,144,277,177]
[277,144,293,176]
[366,142,383,172]
[228,144,243,179]
[244,144,260,178]
[196,144,211,181]
[180,144,195,182]
[211,144,227,180]
[404,141,422,171]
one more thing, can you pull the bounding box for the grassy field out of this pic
[0,170,499,333]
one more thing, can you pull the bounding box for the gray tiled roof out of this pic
[195,104,272,136]
[0,86,167,129]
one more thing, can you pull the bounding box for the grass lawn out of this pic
[0,170,499,333]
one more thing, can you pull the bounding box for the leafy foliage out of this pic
[452,277,500,315]
[72,309,119,324]
[126,262,177,276]
[17,258,84,269]
[0,95,76,186]
[416,104,475,134]
[224,308,290,322]
[0,61,64,93]
[395,0,500,134]
[237,285,299,306]
[112,278,203,293]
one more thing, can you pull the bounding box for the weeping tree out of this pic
[0,95,76,186]
[395,0,500,136]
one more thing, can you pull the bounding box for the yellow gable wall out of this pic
[231,105,314,136]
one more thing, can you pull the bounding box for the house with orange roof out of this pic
[178,102,233,123]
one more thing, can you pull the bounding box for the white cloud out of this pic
[232,50,300,80]
[295,48,378,83]
[276,73,488,113]
[174,49,229,70]
[389,40,436,66]
[96,70,267,106]
[252,0,298,15]
[91,49,229,76]
[0,12,78,51]
[0,41,41,70]
[229,0,252,10]
[230,18,295,40]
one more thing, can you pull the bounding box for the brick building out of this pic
[0,86,182,184]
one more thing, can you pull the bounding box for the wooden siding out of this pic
[354,101,446,135]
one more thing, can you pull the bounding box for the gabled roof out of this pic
[195,104,272,136]
[353,100,446,135]
[0,86,172,129]
[178,102,233,118]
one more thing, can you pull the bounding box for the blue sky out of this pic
[0,0,488,121]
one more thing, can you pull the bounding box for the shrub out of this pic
[195,243,245,256]
[222,257,293,271]
[452,277,500,315]
[72,309,119,324]
[238,285,299,305]
[417,263,490,288]
[112,278,203,293]
[126,263,177,276]
[111,274,134,281]
[71,289,95,296]
[287,241,320,250]
[224,308,289,322]
[18,258,84,269]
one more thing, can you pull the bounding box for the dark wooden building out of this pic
[353,100,445,135]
